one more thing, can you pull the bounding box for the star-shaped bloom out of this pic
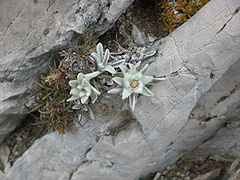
[108,62,155,111]
[67,72,100,104]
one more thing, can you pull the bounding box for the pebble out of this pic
[176,171,181,177]
[16,136,22,142]
[148,35,157,43]
[131,24,147,46]
[13,151,19,156]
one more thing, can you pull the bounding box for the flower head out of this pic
[108,61,155,111]
[67,72,100,104]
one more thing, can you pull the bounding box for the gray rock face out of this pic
[0,0,133,143]
[2,0,240,179]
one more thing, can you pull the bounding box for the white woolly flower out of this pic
[67,72,100,104]
[108,61,159,111]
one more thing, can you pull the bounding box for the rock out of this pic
[193,121,240,158]
[3,95,129,180]
[148,35,157,43]
[4,129,96,180]
[0,0,134,143]
[228,159,240,180]
[153,172,161,180]
[0,145,10,173]
[192,168,221,180]
[2,0,240,179]
[131,24,147,46]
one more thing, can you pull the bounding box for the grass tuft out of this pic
[31,34,97,134]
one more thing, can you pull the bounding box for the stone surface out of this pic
[228,159,240,180]
[131,24,147,46]
[0,0,133,143]
[156,119,240,179]
[2,0,240,179]
[192,120,240,158]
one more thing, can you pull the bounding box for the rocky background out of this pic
[0,0,240,179]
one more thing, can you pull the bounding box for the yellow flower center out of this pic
[130,80,139,88]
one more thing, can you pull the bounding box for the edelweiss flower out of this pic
[108,62,155,111]
[67,72,100,104]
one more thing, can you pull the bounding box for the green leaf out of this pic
[103,65,116,74]
[112,77,123,86]
[111,59,125,67]
[96,43,104,62]
[143,51,156,58]
[91,85,101,95]
[108,88,122,94]
[91,52,101,64]
[90,92,98,103]
[103,49,110,65]
[85,71,101,81]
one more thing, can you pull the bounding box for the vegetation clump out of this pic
[33,36,162,134]
[32,35,97,134]
[156,0,209,32]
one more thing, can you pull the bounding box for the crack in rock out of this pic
[0,8,22,43]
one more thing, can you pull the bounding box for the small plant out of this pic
[32,67,76,134]
[156,0,209,32]
[67,43,162,113]
[32,34,96,134]
[33,40,162,134]
[67,73,101,104]
[108,62,159,111]
[91,43,125,74]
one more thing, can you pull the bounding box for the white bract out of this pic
[108,61,157,111]
[91,43,125,74]
[67,72,100,104]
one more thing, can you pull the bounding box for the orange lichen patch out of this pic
[156,0,209,32]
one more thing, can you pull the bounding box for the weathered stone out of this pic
[131,24,147,46]
[0,145,10,173]
[2,0,240,179]
[192,120,240,158]
[4,129,96,180]
[228,159,240,180]
[0,0,133,143]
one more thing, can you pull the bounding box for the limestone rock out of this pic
[0,0,133,143]
[2,0,240,179]
[228,159,240,180]
[131,24,147,46]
